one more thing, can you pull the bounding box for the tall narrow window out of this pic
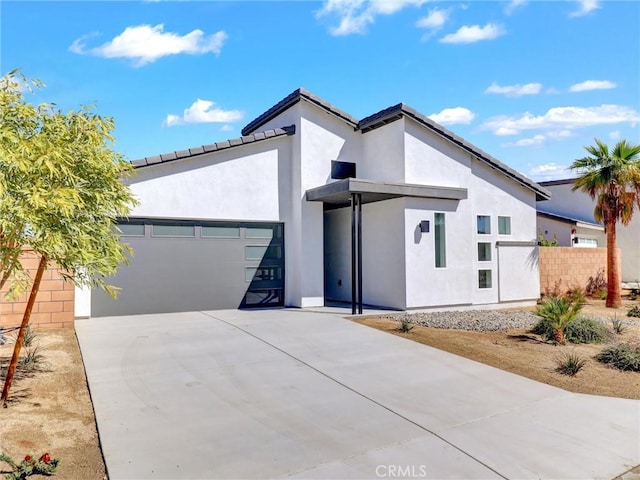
[498,216,511,235]
[435,212,446,268]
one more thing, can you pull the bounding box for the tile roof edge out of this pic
[241,88,359,136]
[131,125,295,169]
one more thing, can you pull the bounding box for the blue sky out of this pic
[2,0,639,181]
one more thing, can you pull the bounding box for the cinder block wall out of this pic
[0,250,75,329]
[538,246,619,294]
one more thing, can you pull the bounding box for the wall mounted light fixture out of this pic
[420,221,430,233]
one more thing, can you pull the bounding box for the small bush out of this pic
[596,344,640,372]
[564,317,608,344]
[565,286,586,304]
[555,354,587,376]
[18,345,45,372]
[611,318,627,335]
[398,319,414,333]
[629,288,640,301]
[627,306,640,318]
[586,269,607,298]
[531,316,607,344]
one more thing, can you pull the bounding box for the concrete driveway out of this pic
[75,309,639,480]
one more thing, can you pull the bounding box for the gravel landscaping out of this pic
[381,308,637,332]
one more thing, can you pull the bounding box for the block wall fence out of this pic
[0,250,75,329]
[538,246,618,294]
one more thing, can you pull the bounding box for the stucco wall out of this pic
[538,247,618,294]
[1,251,75,329]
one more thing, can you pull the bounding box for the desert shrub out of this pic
[564,317,608,344]
[398,319,414,333]
[565,286,586,304]
[629,288,640,300]
[585,269,607,298]
[555,354,587,376]
[18,345,45,372]
[596,344,640,372]
[611,318,627,335]
[531,316,606,344]
[627,306,640,318]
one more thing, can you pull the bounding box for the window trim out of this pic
[498,216,511,235]
[477,242,492,262]
[477,215,491,235]
[434,212,446,268]
[478,269,493,289]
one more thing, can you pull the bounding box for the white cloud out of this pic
[416,7,450,41]
[569,80,617,92]
[505,0,527,15]
[220,125,234,132]
[506,134,546,147]
[482,104,640,136]
[417,7,449,29]
[547,129,573,139]
[485,82,542,97]
[609,130,621,140]
[528,163,571,181]
[439,23,505,44]
[70,24,228,66]
[428,107,476,125]
[316,0,427,36]
[164,99,243,127]
[569,0,600,17]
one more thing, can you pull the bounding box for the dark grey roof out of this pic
[306,178,467,209]
[131,125,295,168]
[242,88,359,136]
[358,103,551,201]
[537,210,602,228]
[538,178,578,187]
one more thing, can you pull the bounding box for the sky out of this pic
[2,0,639,182]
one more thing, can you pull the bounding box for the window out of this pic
[575,237,598,247]
[152,224,195,237]
[478,269,492,289]
[201,226,240,238]
[245,245,282,260]
[498,216,511,235]
[477,242,492,262]
[477,215,491,234]
[245,227,274,239]
[246,266,282,282]
[117,223,145,236]
[434,212,446,268]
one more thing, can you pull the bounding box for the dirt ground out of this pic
[356,298,640,400]
[0,328,106,480]
[0,298,638,480]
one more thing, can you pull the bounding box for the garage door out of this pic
[91,219,285,317]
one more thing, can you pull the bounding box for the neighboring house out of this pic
[537,178,639,282]
[537,210,605,248]
[80,88,550,317]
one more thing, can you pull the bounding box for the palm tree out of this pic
[535,295,583,345]
[570,139,640,308]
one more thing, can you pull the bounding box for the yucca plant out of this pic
[535,296,584,345]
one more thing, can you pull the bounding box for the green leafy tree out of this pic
[0,70,137,404]
[571,139,640,308]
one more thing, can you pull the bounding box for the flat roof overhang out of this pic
[305,178,468,208]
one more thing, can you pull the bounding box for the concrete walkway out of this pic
[76,309,640,480]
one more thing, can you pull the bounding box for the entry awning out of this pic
[305,178,468,208]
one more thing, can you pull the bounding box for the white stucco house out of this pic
[537,178,639,283]
[79,88,551,317]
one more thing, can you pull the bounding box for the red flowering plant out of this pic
[0,452,59,479]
